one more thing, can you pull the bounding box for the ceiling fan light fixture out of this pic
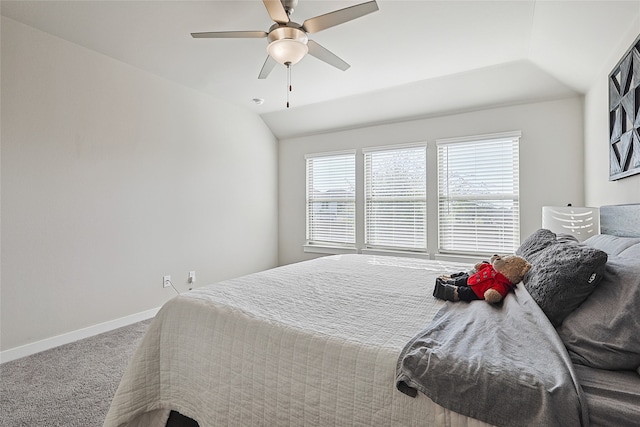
[266,26,309,66]
[267,38,308,65]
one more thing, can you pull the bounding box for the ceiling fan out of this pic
[191,0,379,79]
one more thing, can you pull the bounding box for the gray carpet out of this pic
[0,319,152,427]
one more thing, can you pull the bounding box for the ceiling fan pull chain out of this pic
[286,62,292,108]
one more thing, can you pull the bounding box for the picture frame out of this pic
[608,33,640,181]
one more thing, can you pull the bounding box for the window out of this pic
[305,152,356,247]
[437,132,520,255]
[364,145,427,252]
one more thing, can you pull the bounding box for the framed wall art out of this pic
[609,33,640,181]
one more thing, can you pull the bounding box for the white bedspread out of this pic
[104,254,493,427]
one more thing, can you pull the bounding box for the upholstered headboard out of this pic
[600,204,640,238]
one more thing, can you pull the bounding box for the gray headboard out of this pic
[600,204,640,238]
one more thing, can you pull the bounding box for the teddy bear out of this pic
[433,254,531,304]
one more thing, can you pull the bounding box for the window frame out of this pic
[363,143,428,253]
[436,131,521,256]
[304,150,357,252]
[301,131,521,260]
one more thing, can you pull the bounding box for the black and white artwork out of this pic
[609,34,640,181]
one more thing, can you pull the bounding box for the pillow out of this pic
[557,256,640,370]
[619,243,640,260]
[555,233,580,244]
[583,234,640,256]
[516,229,608,327]
[516,229,580,259]
[516,228,557,259]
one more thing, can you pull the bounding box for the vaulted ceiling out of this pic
[2,1,639,139]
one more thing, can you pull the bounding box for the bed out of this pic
[104,204,640,427]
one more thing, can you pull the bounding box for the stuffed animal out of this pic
[433,254,531,304]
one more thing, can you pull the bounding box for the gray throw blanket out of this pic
[396,285,589,427]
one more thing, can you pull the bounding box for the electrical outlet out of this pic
[188,271,196,284]
[163,275,171,288]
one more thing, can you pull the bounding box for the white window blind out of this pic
[306,152,355,246]
[364,145,427,251]
[437,133,520,254]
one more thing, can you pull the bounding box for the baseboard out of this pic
[0,307,161,364]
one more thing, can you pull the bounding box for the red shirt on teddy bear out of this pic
[467,263,514,299]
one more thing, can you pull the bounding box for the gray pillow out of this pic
[517,229,608,327]
[516,228,557,259]
[557,256,640,370]
[582,234,640,256]
[619,243,640,260]
[555,233,580,244]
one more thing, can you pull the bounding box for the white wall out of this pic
[584,21,640,205]
[0,18,278,352]
[279,97,585,266]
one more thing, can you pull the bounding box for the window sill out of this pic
[434,253,487,264]
[302,245,430,259]
[303,245,358,255]
[361,248,430,259]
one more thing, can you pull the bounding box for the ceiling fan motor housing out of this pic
[267,24,308,44]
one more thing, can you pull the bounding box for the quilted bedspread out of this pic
[103,254,492,427]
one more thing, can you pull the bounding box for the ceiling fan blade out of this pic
[191,31,268,39]
[307,40,350,71]
[258,56,278,79]
[302,0,378,34]
[263,0,290,24]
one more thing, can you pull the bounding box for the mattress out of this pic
[104,254,494,427]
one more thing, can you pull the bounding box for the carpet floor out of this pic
[0,319,152,426]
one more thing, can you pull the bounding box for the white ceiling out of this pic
[2,0,640,139]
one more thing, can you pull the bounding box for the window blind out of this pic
[437,133,520,254]
[305,152,356,246]
[364,145,427,251]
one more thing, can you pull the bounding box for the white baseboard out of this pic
[0,307,161,364]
